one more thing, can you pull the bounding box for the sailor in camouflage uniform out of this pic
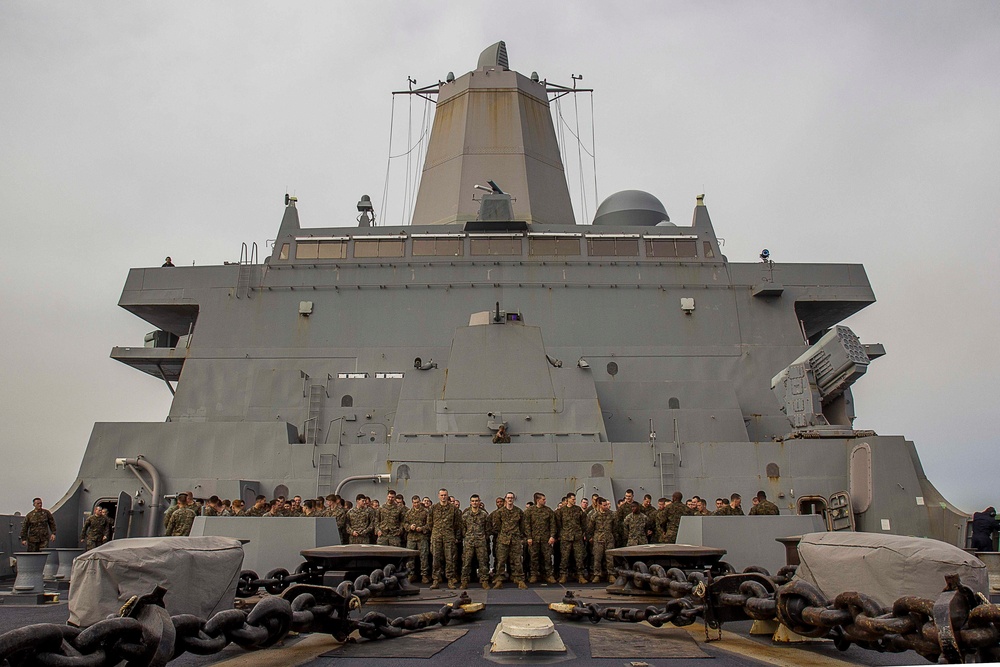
[749,491,780,515]
[428,488,462,589]
[460,494,491,589]
[662,491,694,544]
[554,492,588,584]
[244,495,269,517]
[587,497,618,583]
[651,498,668,542]
[492,492,527,589]
[165,493,196,536]
[375,492,406,546]
[714,498,737,515]
[80,507,111,551]
[20,498,57,552]
[524,492,557,584]
[346,494,373,544]
[405,495,431,583]
[623,502,650,546]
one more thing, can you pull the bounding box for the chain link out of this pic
[236,561,414,599]
[0,564,479,667]
[552,563,1000,664]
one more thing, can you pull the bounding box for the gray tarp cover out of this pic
[68,537,243,627]
[794,532,987,607]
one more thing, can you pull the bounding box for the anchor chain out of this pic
[237,561,414,599]
[552,565,1000,664]
[0,572,479,667]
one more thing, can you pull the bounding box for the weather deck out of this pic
[0,581,926,667]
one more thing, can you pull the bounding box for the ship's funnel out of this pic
[410,42,576,226]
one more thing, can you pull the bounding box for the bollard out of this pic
[13,552,48,594]
[54,548,85,581]
[42,549,59,580]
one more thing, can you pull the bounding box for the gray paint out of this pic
[189,516,341,576]
[676,515,826,574]
[43,43,966,555]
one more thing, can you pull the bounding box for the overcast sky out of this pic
[1,2,998,515]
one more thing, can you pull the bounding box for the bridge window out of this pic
[341,395,353,407]
[470,235,523,256]
[412,236,464,256]
[645,238,698,258]
[591,464,605,477]
[587,236,639,257]
[529,235,582,256]
[279,243,289,260]
[668,397,680,409]
[295,240,348,259]
[354,238,405,258]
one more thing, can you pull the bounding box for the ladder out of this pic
[317,454,335,496]
[236,242,258,299]
[659,451,677,499]
[305,384,324,445]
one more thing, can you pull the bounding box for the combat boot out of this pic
[421,575,431,584]
[429,580,440,589]
[460,580,469,589]
[607,574,616,584]
[492,579,503,589]
[409,573,421,584]
[517,580,528,590]
[482,580,490,589]
[558,574,567,584]
[447,580,458,590]
[545,575,557,584]
[528,575,538,584]
[591,575,602,584]
[578,575,589,585]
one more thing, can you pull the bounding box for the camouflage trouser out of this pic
[406,534,430,577]
[461,538,489,583]
[348,534,368,545]
[376,534,401,547]
[664,527,678,544]
[431,534,457,584]
[527,538,554,579]
[489,535,500,575]
[592,539,616,579]
[84,539,100,551]
[25,540,47,553]
[559,537,585,577]
[495,537,524,583]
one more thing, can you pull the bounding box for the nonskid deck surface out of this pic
[0,582,925,667]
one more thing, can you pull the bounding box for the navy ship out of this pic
[35,40,965,547]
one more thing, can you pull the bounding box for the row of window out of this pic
[282,235,713,261]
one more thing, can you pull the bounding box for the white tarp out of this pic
[794,532,987,608]
[68,537,244,627]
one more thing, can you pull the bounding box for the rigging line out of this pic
[554,98,568,173]
[402,88,414,226]
[556,107,595,158]
[573,82,588,223]
[408,97,431,224]
[386,127,430,159]
[590,92,599,218]
[379,94,398,226]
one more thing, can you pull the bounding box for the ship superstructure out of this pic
[50,42,965,546]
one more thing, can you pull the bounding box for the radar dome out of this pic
[593,190,672,227]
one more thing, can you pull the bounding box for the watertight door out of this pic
[827,491,855,531]
[113,491,132,540]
